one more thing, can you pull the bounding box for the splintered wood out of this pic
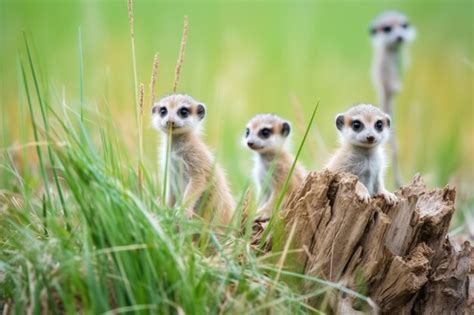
[254,170,473,314]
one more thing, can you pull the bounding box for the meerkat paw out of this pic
[357,191,371,204]
[355,182,371,203]
[380,190,398,205]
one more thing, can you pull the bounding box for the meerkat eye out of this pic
[258,128,272,139]
[351,120,363,132]
[245,128,250,138]
[178,107,190,118]
[159,107,168,117]
[401,22,409,29]
[382,26,392,33]
[375,120,384,132]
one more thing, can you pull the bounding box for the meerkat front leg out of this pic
[355,181,371,203]
[182,175,209,218]
[256,191,277,220]
[376,173,397,205]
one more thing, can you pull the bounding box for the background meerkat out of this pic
[326,104,397,205]
[152,94,235,225]
[244,114,306,219]
[370,11,416,188]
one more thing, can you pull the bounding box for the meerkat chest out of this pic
[167,150,191,192]
[253,159,274,201]
[351,154,381,195]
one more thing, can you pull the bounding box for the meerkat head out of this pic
[370,11,415,50]
[151,94,206,135]
[244,114,291,154]
[335,104,391,149]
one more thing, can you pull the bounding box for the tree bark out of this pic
[256,170,472,314]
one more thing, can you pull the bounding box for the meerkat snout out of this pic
[369,11,415,50]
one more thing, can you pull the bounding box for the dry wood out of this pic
[254,170,472,314]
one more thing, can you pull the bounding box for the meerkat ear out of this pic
[336,114,345,131]
[385,115,391,128]
[282,122,291,137]
[151,104,159,114]
[197,104,206,120]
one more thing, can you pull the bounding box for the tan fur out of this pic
[245,114,306,219]
[326,104,397,205]
[152,94,235,225]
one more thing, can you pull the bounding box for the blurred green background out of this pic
[1,0,473,209]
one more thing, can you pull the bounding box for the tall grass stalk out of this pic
[138,83,145,192]
[23,35,69,229]
[173,16,189,93]
[161,16,189,207]
[150,52,160,107]
[19,56,51,206]
[127,0,143,194]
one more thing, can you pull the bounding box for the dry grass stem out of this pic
[173,16,189,93]
[149,53,160,108]
[127,0,134,39]
[138,83,145,192]
[139,83,144,116]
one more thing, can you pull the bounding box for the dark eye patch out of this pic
[178,107,190,118]
[245,128,250,138]
[351,120,364,132]
[375,120,383,132]
[258,127,272,139]
[401,22,409,29]
[159,107,168,117]
[382,25,392,33]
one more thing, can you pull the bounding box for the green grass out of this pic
[0,0,473,313]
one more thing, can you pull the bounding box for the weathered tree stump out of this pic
[256,170,473,314]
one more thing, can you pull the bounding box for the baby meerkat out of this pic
[370,11,415,187]
[326,104,397,205]
[244,114,306,219]
[152,94,235,225]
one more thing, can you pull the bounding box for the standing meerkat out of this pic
[370,11,415,187]
[152,94,235,225]
[244,114,306,219]
[326,104,397,205]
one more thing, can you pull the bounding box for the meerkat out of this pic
[151,94,235,225]
[370,11,415,187]
[326,104,397,205]
[244,114,306,219]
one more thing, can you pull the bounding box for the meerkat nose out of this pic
[366,136,375,143]
[396,35,404,43]
[247,141,255,149]
[166,121,175,128]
